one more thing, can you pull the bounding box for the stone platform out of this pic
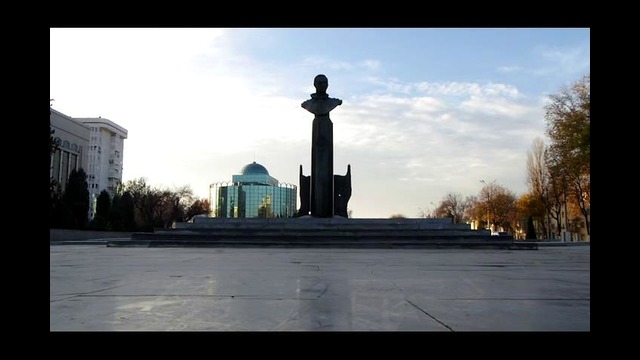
[116,217,536,249]
[50,245,588,331]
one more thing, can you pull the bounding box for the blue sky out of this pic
[50,28,590,218]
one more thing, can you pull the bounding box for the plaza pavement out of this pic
[50,241,590,331]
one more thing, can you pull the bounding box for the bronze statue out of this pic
[301,74,342,115]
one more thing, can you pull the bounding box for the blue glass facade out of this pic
[210,162,297,218]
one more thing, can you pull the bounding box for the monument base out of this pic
[113,217,536,250]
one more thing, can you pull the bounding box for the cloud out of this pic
[363,78,522,100]
[497,66,525,74]
[361,59,381,71]
[496,42,590,79]
[460,95,530,117]
[418,82,520,99]
[301,56,355,71]
[538,43,590,74]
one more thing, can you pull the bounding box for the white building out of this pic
[50,107,128,220]
[50,108,90,191]
[74,116,128,220]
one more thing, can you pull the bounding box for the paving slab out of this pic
[50,245,590,331]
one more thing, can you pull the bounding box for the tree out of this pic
[95,190,111,219]
[166,185,196,226]
[490,190,518,233]
[62,168,90,229]
[123,179,199,230]
[109,191,136,231]
[434,192,470,224]
[123,178,163,231]
[545,74,590,236]
[50,178,71,228]
[546,155,569,238]
[389,214,406,219]
[149,185,197,228]
[463,195,481,227]
[417,204,436,218]
[50,100,59,156]
[526,137,550,238]
[479,181,517,234]
[186,198,212,221]
[516,193,546,239]
[107,193,124,231]
[89,190,112,230]
[525,216,537,240]
[50,100,62,223]
[119,191,137,230]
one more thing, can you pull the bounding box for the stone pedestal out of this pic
[311,114,334,217]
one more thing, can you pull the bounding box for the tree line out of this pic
[391,74,590,240]
[50,104,210,231]
[50,170,211,232]
[50,168,211,231]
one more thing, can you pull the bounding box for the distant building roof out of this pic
[240,161,269,176]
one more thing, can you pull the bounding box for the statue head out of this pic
[313,74,328,95]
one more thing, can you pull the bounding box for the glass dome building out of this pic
[209,162,297,218]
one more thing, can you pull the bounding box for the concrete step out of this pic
[179,217,473,230]
[121,217,528,249]
[109,238,532,249]
[133,231,496,241]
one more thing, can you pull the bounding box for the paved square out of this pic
[50,245,590,331]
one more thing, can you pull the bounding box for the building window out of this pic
[70,154,78,172]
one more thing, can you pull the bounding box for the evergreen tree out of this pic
[109,191,136,231]
[108,193,124,231]
[96,190,111,218]
[525,215,537,240]
[63,168,90,229]
[90,190,112,230]
[120,191,137,231]
[50,179,73,228]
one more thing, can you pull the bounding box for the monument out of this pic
[298,74,351,218]
[125,74,525,249]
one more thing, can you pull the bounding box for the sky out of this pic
[50,28,590,219]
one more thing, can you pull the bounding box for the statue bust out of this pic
[301,74,342,116]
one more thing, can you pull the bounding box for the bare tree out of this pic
[417,206,435,218]
[434,192,470,224]
[463,195,480,227]
[150,185,196,228]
